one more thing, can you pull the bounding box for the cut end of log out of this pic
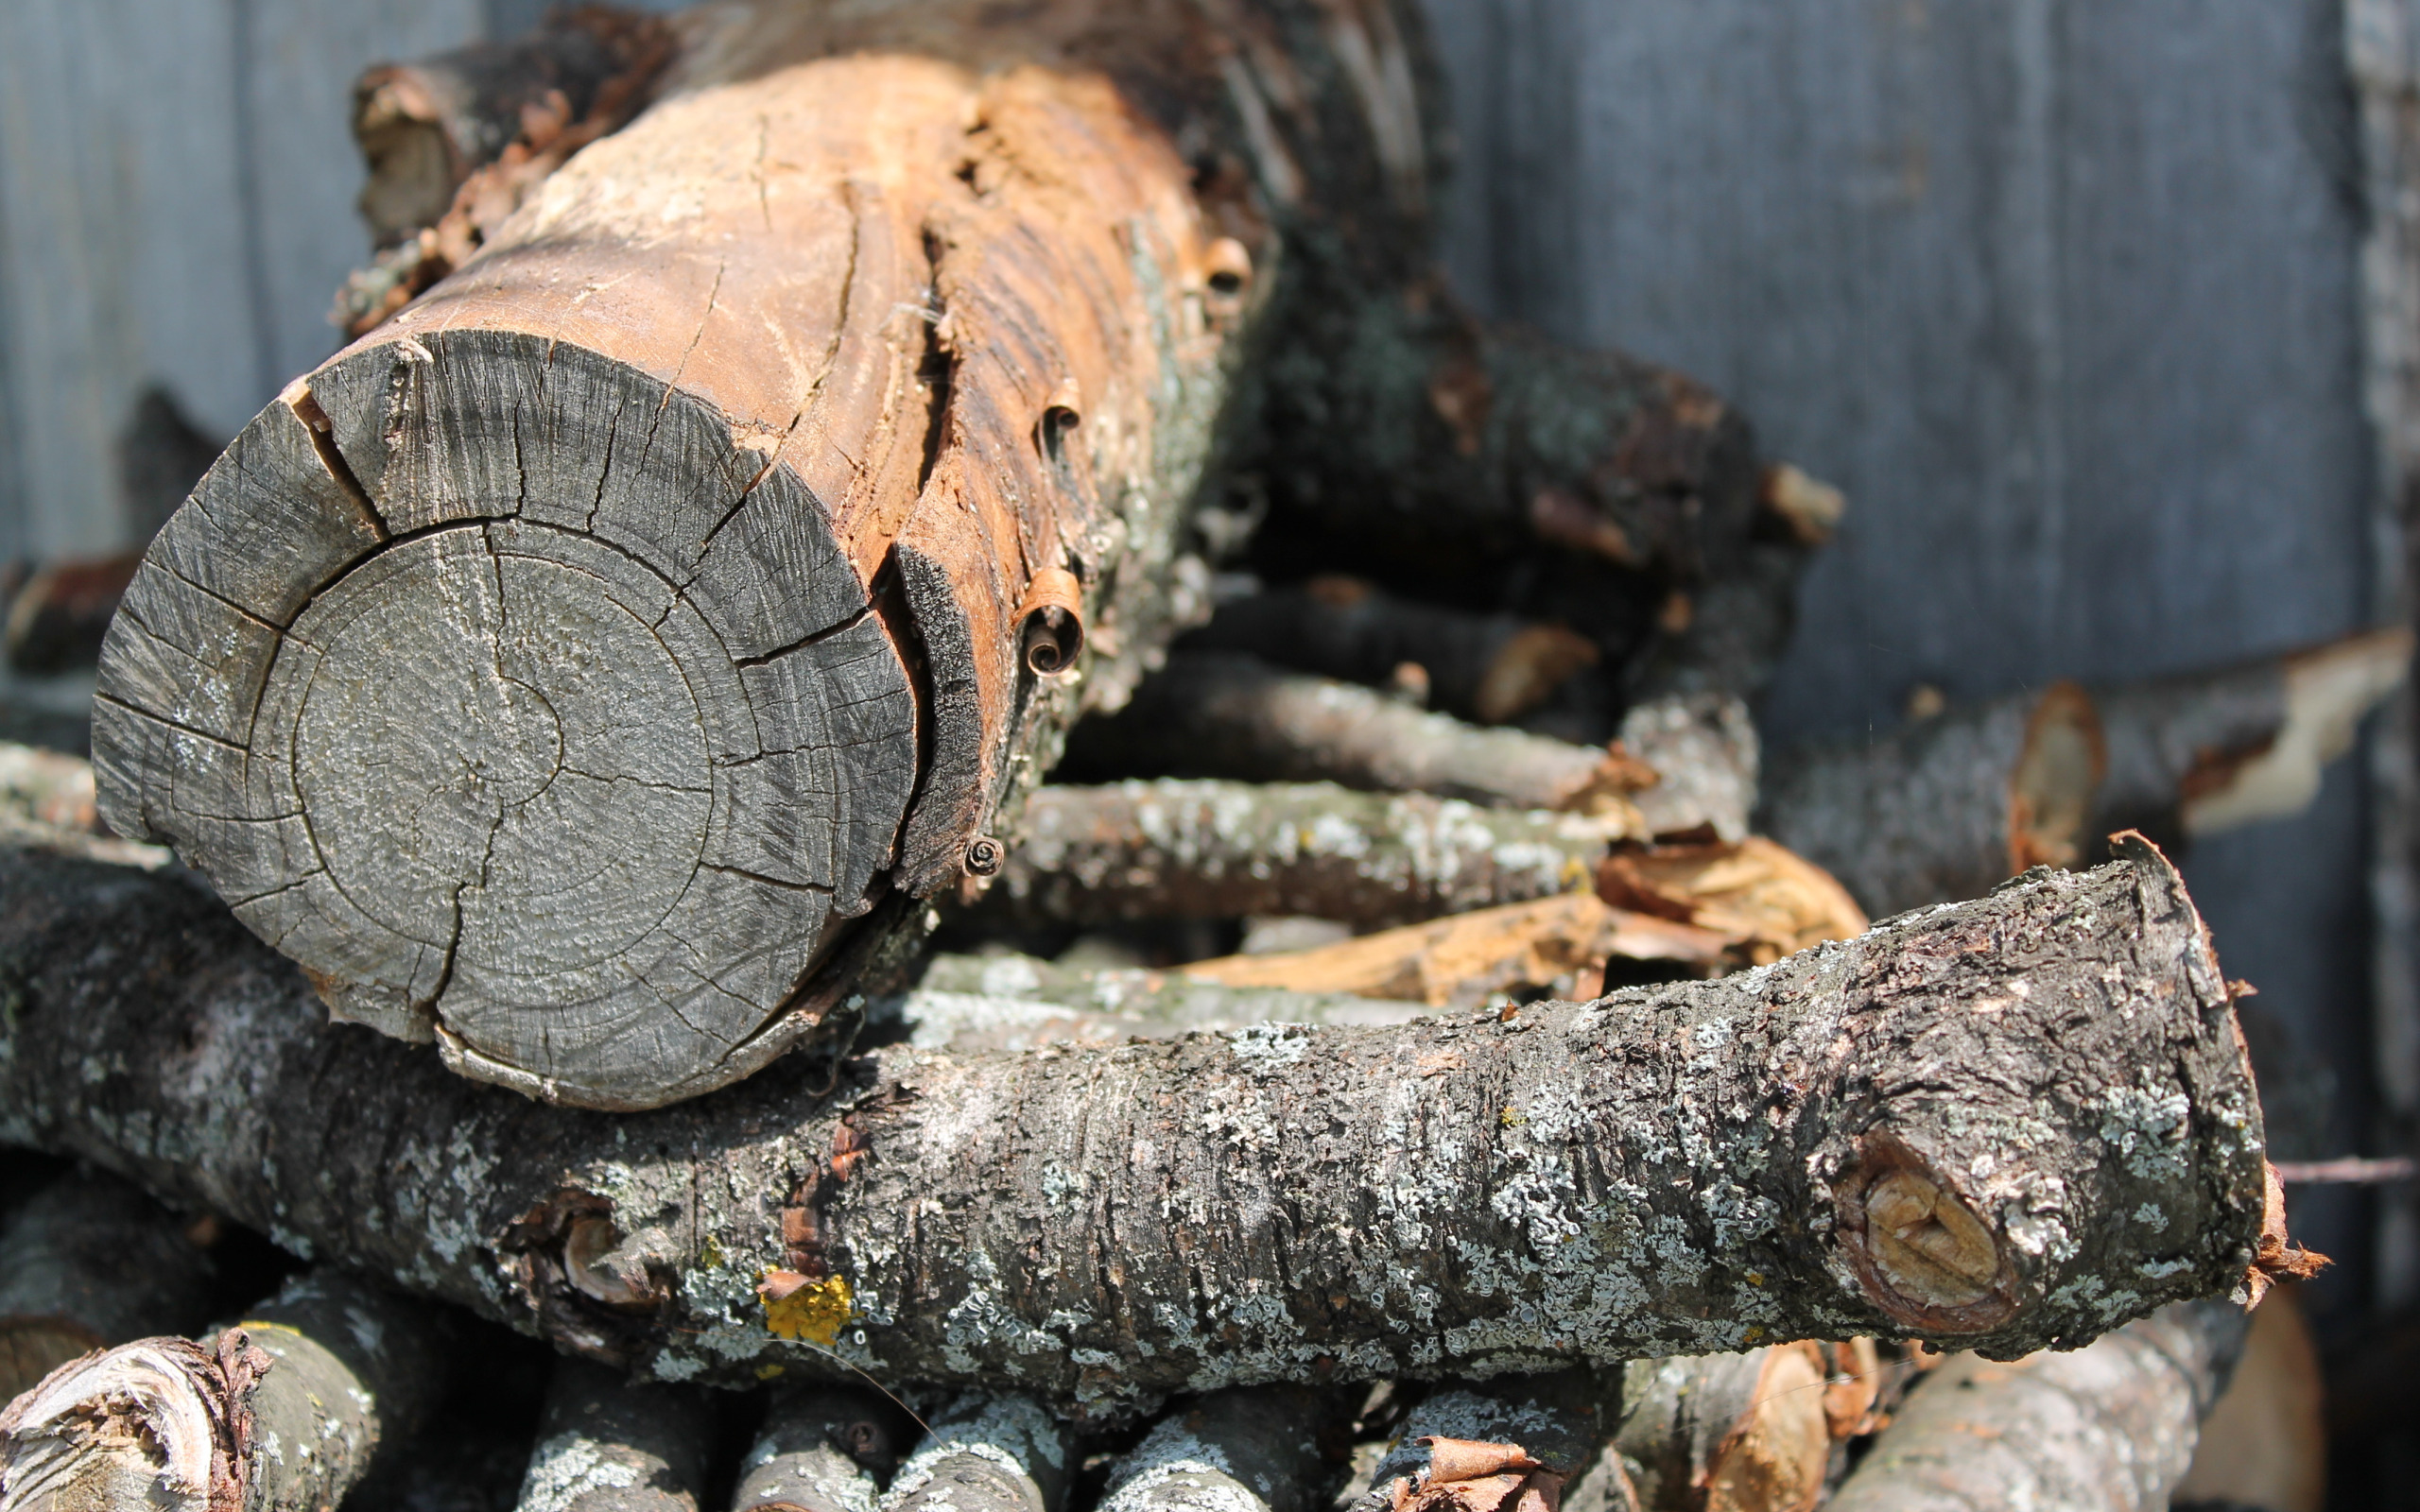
[2182,626,2412,837]
[0,1336,245,1512]
[2006,680,2105,872]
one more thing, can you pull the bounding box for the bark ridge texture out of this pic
[0,840,2269,1419]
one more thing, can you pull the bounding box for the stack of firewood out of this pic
[0,1,2382,1509]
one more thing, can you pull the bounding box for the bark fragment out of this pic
[0,842,2277,1415]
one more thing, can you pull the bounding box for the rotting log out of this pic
[1760,628,2412,918]
[1824,1299,2251,1512]
[971,779,1632,932]
[0,840,2290,1418]
[1055,653,1656,815]
[516,1357,717,1512]
[884,1397,1073,1512]
[1098,1385,1342,1512]
[0,1171,219,1400]
[0,1271,450,1512]
[732,1384,913,1512]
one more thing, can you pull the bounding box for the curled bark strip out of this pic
[977,779,1633,932]
[1826,1299,2251,1512]
[1057,653,1653,815]
[0,1272,447,1512]
[516,1357,717,1512]
[1097,1385,1339,1512]
[1352,1371,1617,1512]
[1016,569,1086,678]
[0,842,2269,1416]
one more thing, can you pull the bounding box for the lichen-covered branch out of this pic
[974,780,1626,932]
[0,840,2286,1420]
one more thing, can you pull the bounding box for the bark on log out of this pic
[1098,1385,1341,1512]
[883,1397,1073,1512]
[0,840,2285,1418]
[97,2,1340,1112]
[877,951,1425,1055]
[733,1384,913,1512]
[516,1358,717,1512]
[1824,1299,2250,1512]
[1761,629,2412,918]
[0,1171,219,1400]
[1055,653,1655,815]
[1756,682,2104,919]
[0,1271,450,1512]
[1183,576,1604,729]
[973,780,1632,932]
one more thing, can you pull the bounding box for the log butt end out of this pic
[93,329,922,1109]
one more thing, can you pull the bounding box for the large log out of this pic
[0,839,2288,1418]
[98,0,1806,1112]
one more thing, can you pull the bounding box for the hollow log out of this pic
[0,838,2287,1418]
[0,1271,450,1512]
[733,1384,913,1512]
[0,1171,219,1400]
[885,1397,1073,1512]
[1055,653,1655,815]
[974,779,1632,932]
[1760,628,2412,918]
[1098,1385,1341,1512]
[1824,1299,2250,1512]
[516,1358,717,1512]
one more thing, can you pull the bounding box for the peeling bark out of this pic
[0,840,2280,1418]
[1350,1371,1618,1510]
[1825,1299,2250,1512]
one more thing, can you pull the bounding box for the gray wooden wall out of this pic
[1418,0,2391,1310]
[0,0,2399,1306]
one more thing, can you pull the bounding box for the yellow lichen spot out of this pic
[755,1362,786,1381]
[762,1272,853,1346]
[699,1236,724,1269]
[1742,1324,1765,1345]
[1499,1107,1526,1127]
[1746,1271,1766,1286]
